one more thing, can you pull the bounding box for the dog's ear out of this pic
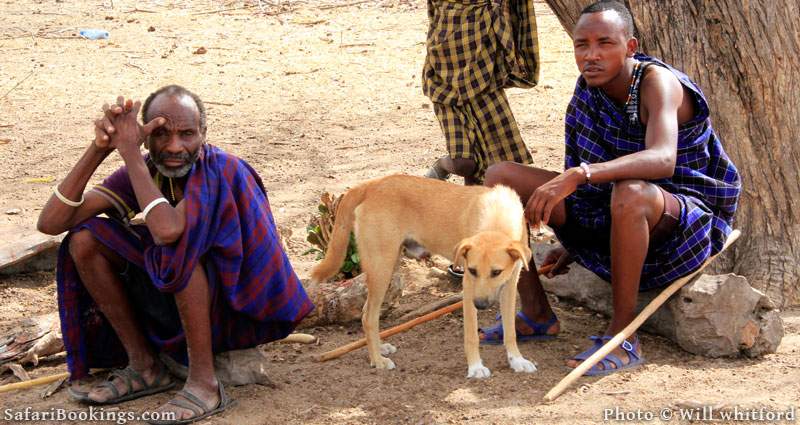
[507,241,532,271]
[453,240,473,268]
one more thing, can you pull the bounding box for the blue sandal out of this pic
[573,335,645,376]
[479,311,558,345]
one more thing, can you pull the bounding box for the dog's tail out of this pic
[309,183,369,283]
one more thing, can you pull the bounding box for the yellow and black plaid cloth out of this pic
[423,0,540,178]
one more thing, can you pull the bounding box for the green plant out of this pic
[304,192,361,279]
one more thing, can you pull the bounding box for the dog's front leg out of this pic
[463,293,491,379]
[501,272,537,374]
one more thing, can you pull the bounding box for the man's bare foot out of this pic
[479,311,560,343]
[86,360,172,403]
[566,335,643,373]
[154,380,221,422]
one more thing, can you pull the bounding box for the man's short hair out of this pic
[142,84,207,130]
[580,1,635,37]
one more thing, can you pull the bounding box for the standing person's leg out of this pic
[155,264,225,421]
[68,230,172,403]
[566,180,676,372]
[480,162,565,341]
[426,102,481,185]
[474,90,533,173]
[434,89,534,186]
[428,156,480,184]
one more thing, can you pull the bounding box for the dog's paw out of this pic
[371,356,396,370]
[466,363,491,379]
[508,356,537,373]
[380,343,397,356]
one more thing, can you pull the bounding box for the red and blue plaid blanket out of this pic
[57,145,314,380]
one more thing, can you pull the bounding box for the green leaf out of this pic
[350,252,359,264]
[302,248,322,256]
[306,233,322,247]
[341,262,354,273]
[318,204,329,214]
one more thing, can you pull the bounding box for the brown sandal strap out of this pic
[176,388,214,412]
[167,397,205,417]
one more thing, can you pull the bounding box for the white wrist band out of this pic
[579,162,592,185]
[54,186,84,207]
[142,197,170,219]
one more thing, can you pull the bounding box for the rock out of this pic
[299,273,404,328]
[672,274,783,357]
[161,348,274,387]
[537,244,784,357]
[5,208,21,215]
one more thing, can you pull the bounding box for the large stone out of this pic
[672,274,784,357]
[161,348,274,387]
[538,247,784,357]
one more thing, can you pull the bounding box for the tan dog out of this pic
[310,174,537,378]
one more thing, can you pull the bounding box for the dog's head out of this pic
[453,231,532,310]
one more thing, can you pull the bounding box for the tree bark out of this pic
[543,0,800,307]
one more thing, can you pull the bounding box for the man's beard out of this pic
[152,148,201,178]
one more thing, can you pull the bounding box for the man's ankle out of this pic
[128,354,157,373]
[521,307,555,323]
[185,373,218,392]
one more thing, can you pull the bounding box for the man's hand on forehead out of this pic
[95,96,165,155]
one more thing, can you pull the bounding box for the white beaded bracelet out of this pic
[579,162,592,185]
[53,186,84,207]
[142,197,170,219]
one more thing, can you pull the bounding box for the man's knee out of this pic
[610,180,659,218]
[68,229,102,263]
[484,161,517,187]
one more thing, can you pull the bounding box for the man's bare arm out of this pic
[109,100,181,245]
[525,67,684,227]
[579,66,682,184]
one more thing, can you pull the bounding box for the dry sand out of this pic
[1,1,798,423]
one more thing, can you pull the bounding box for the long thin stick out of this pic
[318,0,371,10]
[0,372,69,393]
[0,71,34,102]
[315,264,554,362]
[543,230,741,402]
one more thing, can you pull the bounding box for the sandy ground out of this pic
[1,1,798,424]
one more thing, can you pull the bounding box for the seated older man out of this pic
[37,85,313,423]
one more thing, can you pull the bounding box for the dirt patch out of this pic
[1,1,798,424]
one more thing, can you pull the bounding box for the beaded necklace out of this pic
[624,61,650,126]
[154,173,177,203]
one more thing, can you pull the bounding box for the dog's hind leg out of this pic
[501,265,537,374]
[359,231,403,370]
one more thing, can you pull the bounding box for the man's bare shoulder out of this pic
[639,64,695,124]
[640,65,683,100]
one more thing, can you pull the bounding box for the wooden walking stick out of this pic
[315,264,554,362]
[543,229,741,402]
[0,372,69,394]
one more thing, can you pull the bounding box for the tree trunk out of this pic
[543,0,800,307]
